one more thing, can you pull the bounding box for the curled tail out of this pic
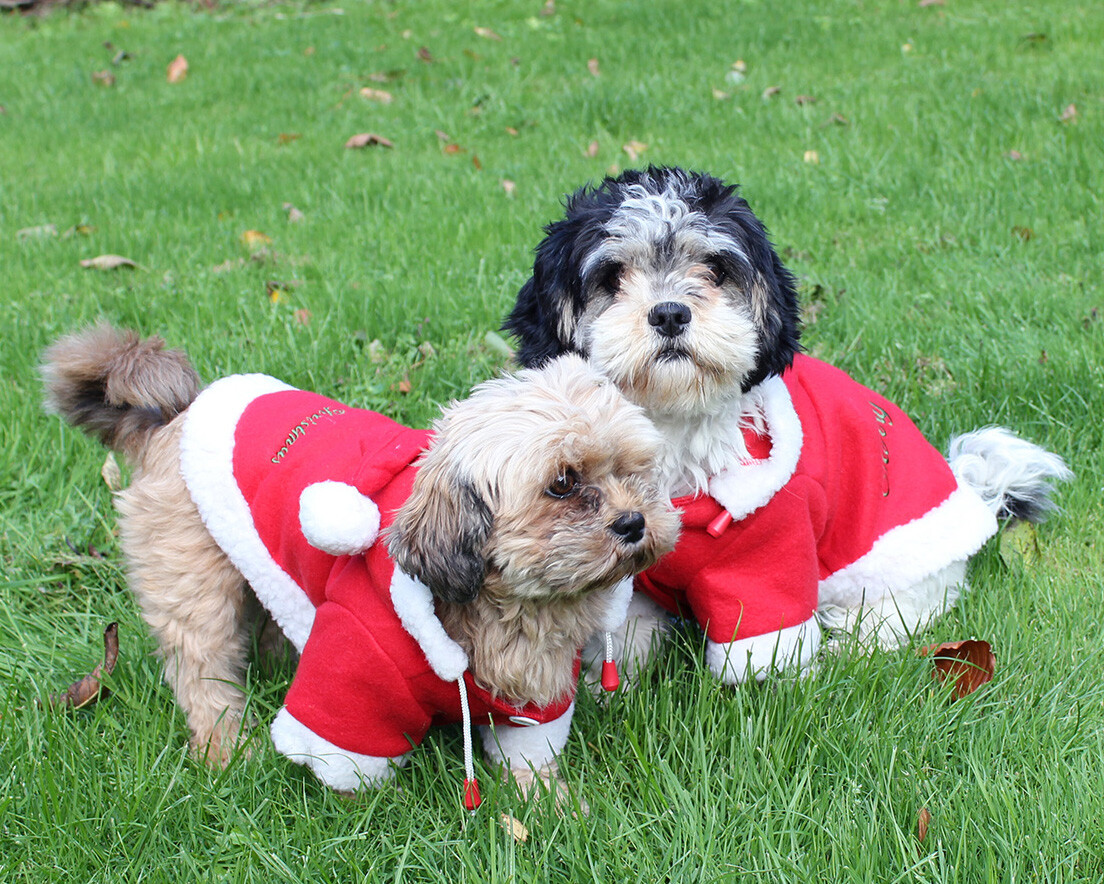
[42,324,201,457]
[948,427,1072,523]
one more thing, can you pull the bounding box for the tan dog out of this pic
[43,325,678,802]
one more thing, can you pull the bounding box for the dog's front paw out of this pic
[507,762,589,815]
[191,717,251,768]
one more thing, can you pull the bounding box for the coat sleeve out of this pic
[282,600,432,761]
[686,477,825,682]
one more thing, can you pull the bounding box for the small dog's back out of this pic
[42,324,201,457]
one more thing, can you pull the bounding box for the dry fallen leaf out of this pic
[294,308,312,326]
[417,46,434,63]
[762,85,782,100]
[472,154,483,170]
[101,452,123,492]
[918,639,995,700]
[17,224,58,240]
[795,94,817,105]
[712,89,731,100]
[80,254,138,271]
[1006,150,1024,161]
[277,133,301,145]
[48,622,119,710]
[499,813,529,843]
[283,203,306,224]
[1059,103,1077,123]
[584,140,600,158]
[917,807,932,844]
[587,58,601,77]
[501,179,516,197]
[345,132,394,149]
[505,126,519,136]
[443,143,463,154]
[622,140,647,162]
[803,150,820,164]
[396,373,413,394]
[1012,225,1034,242]
[167,54,188,84]
[359,87,393,104]
[92,70,115,87]
[474,26,502,41]
[240,229,273,248]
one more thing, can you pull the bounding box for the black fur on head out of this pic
[502,166,801,393]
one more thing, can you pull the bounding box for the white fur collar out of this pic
[389,569,469,682]
[707,374,803,521]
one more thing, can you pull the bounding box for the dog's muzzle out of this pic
[609,511,646,544]
[648,301,691,338]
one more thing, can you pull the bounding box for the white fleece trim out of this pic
[708,374,803,521]
[389,568,469,681]
[299,481,381,556]
[179,373,317,652]
[597,576,635,632]
[270,707,403,791]
[706,618,820,684]
[479,702,575,771]
[817,482,998,611]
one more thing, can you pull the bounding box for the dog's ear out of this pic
[387,469,493,605]
[502,275,570,369]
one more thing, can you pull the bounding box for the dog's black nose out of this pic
[610,511,646,544]
[648,302,692,338]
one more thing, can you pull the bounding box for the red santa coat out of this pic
[177,374,576,769]
[638,355,997,664]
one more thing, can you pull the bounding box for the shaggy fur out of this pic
[504,166,1071,677]
[43,324,679,790]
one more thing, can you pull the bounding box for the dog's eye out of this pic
[705,258,728,287]
[596,263,623,294]
[546,469,580,499]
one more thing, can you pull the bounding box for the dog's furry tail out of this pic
[948,427,1072,523]
[42,324,201,457]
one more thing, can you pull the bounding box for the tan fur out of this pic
[44,326,679,781]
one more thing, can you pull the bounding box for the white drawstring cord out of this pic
[457,676,481,810]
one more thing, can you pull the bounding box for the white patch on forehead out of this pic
[583,185,747,277]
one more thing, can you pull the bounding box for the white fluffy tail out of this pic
[948,427,1072,523]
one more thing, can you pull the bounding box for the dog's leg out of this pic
[479,703,583,810]
[581,592,669,693]
[817,559,967,650]
[116,426,253,766]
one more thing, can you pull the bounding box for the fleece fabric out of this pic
[638,354,998,646]
[178,375,576,762]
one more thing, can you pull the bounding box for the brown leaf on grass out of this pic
[474,26,502,41]
[101,452,123,492]
[795,94,817,105]
[1012,225,1034,241]
[1059,103,1077,123]
[167,54,188,84]
[80,254,137,271]
[918,0,944,6]
[472,154,483,170]
[395,373,413,394]
[917,807,932,843]
[622,140,647,162]
[443,143,463,154]
[359,87,393,104]
[345,132,394,149]
[48,623,119,710]
[505,126,519,136]
[294,308,312,326]
[821,113,851,127]
[918,639,995,699]
[240,229,273,248]
[417,46,434,63]
[283,203,305,223]
[501,179,516,197]
[587,58,601,77]
[499,813,529,842]
[92,70,115,87]
[277,133,301,145]
[762,85,782,100]
[1005,150,1024,161]
[584,140,600,158]
[17,224,58,240]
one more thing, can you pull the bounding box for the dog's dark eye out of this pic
[546,469,580,499]
[596,263,623,294]
[705,257,728,287]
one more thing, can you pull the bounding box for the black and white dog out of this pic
[504,166,1070,684]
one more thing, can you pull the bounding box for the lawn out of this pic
[1,0,1102,880]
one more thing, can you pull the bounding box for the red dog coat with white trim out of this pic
[637,355,997,649]
[177,374,575,762]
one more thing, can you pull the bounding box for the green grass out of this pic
[2,0,1103,880]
